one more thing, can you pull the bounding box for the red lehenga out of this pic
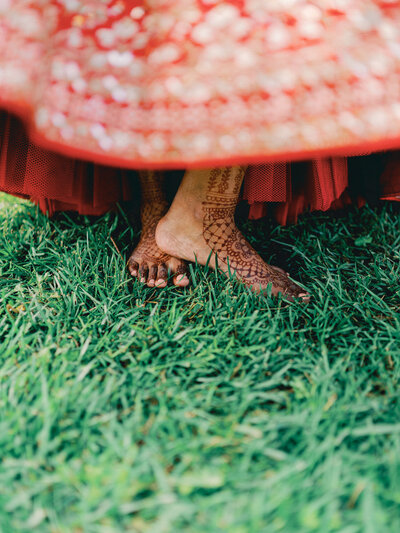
[1,1,400,224]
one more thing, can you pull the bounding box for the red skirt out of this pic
[2,111,400,225]
[1,2,400,223]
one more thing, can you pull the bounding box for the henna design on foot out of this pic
[202,166,308,301]
[128,170,189,288]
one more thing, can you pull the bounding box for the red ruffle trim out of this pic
[1,111,400,225]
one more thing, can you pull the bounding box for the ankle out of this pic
[140,199,169,223]
[167,196,203,225]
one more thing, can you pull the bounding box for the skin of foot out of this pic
[128,171,189,288]
[156,166,309,301]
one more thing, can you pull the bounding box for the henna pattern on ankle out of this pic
[128,171,171,269]
[138,170,169,206]
[136,204,170,264]
[202,166,305,298]
[129,169,189,286]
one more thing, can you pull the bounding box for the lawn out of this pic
[0,191,399,533]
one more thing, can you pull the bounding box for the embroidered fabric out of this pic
[1,111,399,224]
[1,1,400,168]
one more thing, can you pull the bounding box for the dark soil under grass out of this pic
[0,192,399,533]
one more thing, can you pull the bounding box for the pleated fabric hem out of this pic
[2,110,400,225]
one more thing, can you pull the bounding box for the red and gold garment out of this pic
[1,1,400,223]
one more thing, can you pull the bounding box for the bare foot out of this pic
[128,172,189,288]
[155,167,309,301]
[156,211,307,300]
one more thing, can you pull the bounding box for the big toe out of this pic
[173,263,190,287]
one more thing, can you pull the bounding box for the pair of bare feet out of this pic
[128,167,309,301]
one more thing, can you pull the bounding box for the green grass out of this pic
[0,192,399,533]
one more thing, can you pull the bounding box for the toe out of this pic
[287,278,309,299]
[283,283,310,303]
[139,264,149,283]
[128,259,139,277]
[155,263,168,288]
[267,272,310,303]
[147,265,158,288]
[173,263,190,287]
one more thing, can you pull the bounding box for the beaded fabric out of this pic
[1,1,400,169]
